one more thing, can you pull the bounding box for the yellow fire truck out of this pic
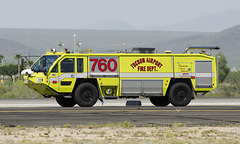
[22,47,219,107]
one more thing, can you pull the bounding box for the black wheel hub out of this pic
[82,90,93,102]
[176,89,187,101]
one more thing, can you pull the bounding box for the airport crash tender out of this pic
[22,47,219,107]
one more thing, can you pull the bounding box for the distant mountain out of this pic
[83,19,135,30]
[1,26,240,69]
[145,10,240,32]
[0,28,205,63]
[0,28,203,53]
[205,25,240,68]
[152,25,240,68]
[0,38,40,57]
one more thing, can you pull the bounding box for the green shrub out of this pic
[219,71,240,97]
[1,80,42,98]
[0,84,8,96]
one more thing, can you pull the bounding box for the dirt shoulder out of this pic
[0,125,240,144]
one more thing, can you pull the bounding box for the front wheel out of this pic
[168,82,193,106]
[74,83,98,107]
[55,96,76,107]
[149,97,170,106]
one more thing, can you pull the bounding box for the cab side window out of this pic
[77,58,83,73]
[61,58,75,72]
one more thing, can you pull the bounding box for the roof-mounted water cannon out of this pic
[184,46,220,56]
[76,42,81,47]
[58,42,64,48]
[76,42,82,53]
[58,42,64,52]
[57,42,70,53]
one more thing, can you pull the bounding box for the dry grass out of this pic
[0,124,240,144]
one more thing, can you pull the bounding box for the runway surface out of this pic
[0,98,239,127]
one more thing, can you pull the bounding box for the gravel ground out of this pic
[0,125,240,144]
[1,98,240,143]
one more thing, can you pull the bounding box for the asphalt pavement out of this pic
[0,97,240,107]
[0,97,239,127]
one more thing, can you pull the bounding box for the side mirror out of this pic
[33,67,40,73]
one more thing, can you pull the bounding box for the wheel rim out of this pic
[81,89,93,102]
[176,89,187,101]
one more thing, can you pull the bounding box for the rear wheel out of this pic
[55,96,76,107]
[149,97,170,106]
[74,83,98,107]
[168,82,193,106]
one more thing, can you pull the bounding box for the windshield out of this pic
[31,55,59,72]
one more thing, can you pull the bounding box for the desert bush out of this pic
[1,80,42,98]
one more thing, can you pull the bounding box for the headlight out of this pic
[24,78,30,83]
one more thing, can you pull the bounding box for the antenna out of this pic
[73,34,76,53]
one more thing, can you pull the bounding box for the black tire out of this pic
[74,83,98,107]
[149,97,170,106]
[55,96,76,107]
[168,82,193,106]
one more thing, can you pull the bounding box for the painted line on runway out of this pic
[0,109,240,113]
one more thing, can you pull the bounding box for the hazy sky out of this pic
[0,0,240,29]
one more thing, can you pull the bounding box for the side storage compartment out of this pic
[121,79,163,96]
[195,60,213,88]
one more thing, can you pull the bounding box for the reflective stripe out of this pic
[175,73,215,78]
[120,73,173,78]
[195,73,214,78]
[76,73,88,78]
[48,72,215,82]
[49,77,58,83]
[175,73,192,77]
[89,72,118,77]
[49,72,87,82]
